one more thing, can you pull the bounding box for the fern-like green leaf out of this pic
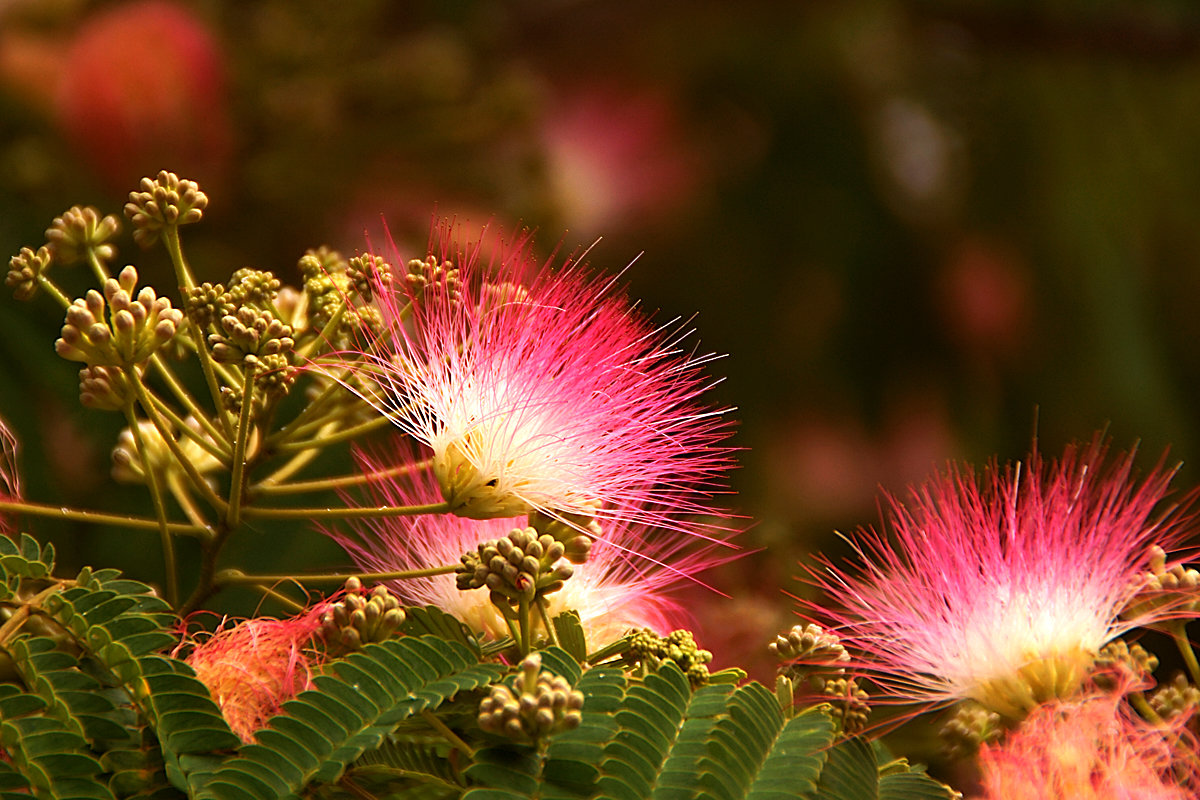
[401,606,482,656]
[201,636,505,800]
[810,736,878,800]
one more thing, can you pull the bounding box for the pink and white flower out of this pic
[354,223,735,536]
[979,692,1198,800]
[807,437,1195,718]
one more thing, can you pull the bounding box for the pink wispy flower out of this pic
[327,444,733,647]
[351,223,735,535]
[184,609,324,742]
[807,436,1195,718]
[978,692,1199,800]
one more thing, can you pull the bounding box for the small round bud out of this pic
[6,245,52,300]
[124,171,208,248]
[45,205,121,265]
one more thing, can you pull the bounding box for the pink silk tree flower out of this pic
[185,610,324,742]
[807,436,1195,719]
[354,223,735,536]
[978,692,1199,800]
[328,444,732,647]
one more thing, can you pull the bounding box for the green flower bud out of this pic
[45,205,121,265]
[124,171,208,248]
[6,245,51,300]
[56,266,183,365]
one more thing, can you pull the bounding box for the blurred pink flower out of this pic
[808,436,1193,718]
[541,84,704,236]
[356,223,735,537]
[54,1,232,192]
[185,610,324,743]
[978,692,1198,800]
[329,444,733,647]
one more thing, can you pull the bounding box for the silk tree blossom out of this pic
[350,223,735,536]
[978,692,1199,800]
[327,445,733,646]
[808,437,1195,719]
[184,609,325,742]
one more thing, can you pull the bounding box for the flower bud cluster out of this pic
[209,307,295,365]
[815,675,870,734]
[629,628,714,686]
[456,527,574,608]
[79,365,139,411]
[1149,672,1200,723]
[6,246,51,301]
[477,653,583,742]
[112,418,223,484]
[939,702,1002,759]
[526,508,599,565]
[318,577,406,655]
[56,266,183,365]
[1125,545,1200,619]
[406,255,460,303]
[770,623,850,672]
[45,205,121,265]
[124,171,208,247]
[1091,638,1158,690]
[347,254,392,302]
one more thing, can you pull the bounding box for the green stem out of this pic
[215,564,457,586]
[1169,621,1200,685]
[253,458,432,496]
[250,583,307,614]
[535,596,559,649]
[146,353,230,451]
[420,709,476,758]
[161,225,197,290]
[0,498,206,536]
[85,247,113,286]
[35,274,72,310]
[518,596,532,656]
[252,422,338,489]
[240,500,450,521]
[294,299,350,362]
[128,371,228,513]
[225,361,258,529]
[165,472,210,531]
[123,403,179,607]
[275,414,393,453]
[1129,690,1162,724]
[137,381,229,462]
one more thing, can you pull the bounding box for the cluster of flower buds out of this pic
[318,577,406,655]
[814,675,871,734]
[79,364,139,411]
[526,508,598,565]
[1149,672,1200,724]
[1091,638,1159,691]
[111,418,223,485]
[186,269,283,329]
[347,253,393,302]
[405,255,460,303]
[456,527,574,612]
[628,628,714,686]
[477,653,584,742]
[124,170,208,247]
[769,623,851,678]
[1125,545,1200,620]
[45,205,122,265]
[298,247,383,346]
[56,266,183,366]
[6,245,52,301]
[939,702,1002,759]
[209,307,295,365]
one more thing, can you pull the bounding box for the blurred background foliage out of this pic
[3,0,1200,680]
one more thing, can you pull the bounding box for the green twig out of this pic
[253,457,432,496]
[0,498,206,536]
[421,709,476,758]
[275,414,393,453]
[214,564,457,586]
[225,361,258,529]
[1169,621,1200,685]
[123,401,179,607]
[146,352,230,451]
[240,500,451,520]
